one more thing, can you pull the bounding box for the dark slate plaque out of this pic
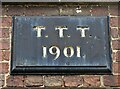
[11,16,112,74]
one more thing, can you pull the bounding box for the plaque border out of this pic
[10,16,112,75]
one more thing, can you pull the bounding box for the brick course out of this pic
[83,76,101,87]
[63,75,83,87]
[116,51,120,62]
[110,27,119,38]
[110,17,118,27]
[6,76,24,87]
[112,40,120,50]
[0,63,9,74]
[92,5,108,16]
[103,75,120,87]
[0,39,10,50]
[25,76,43,87]
[1,17,12,27]
[0,28,10,38]
[113,62,120,74]
[44,76,63,87]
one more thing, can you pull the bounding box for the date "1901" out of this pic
[42,46,81,60]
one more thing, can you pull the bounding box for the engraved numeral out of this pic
[49,46,61,60]
[42,46,47,58]
[77,46,81,57]
[42,46,81,60]
[63,46,74,58]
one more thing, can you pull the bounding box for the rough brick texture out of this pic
[0,63,9,74]
[110,17,118,27]
[24,6,59,16]
[63,75,83,87]
[104,75,120,87]
[109,5,118,16]
[0,2,120,89]
[2,5,25,16]
[112,40,120,50]
[1,17,12,27]
[0,50,2,61]
[92,5,108,16]
[44,76,63,87]
[83,76,101,87]
[113,63,120,73]
[0,39,10,50]
[25,76,43,87]
[0,50,10,61]
[0,28,10,38]
[110,27,120,38]
[6,76,24,87]
[116,51,120,62]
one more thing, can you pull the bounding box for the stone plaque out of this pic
[11,16,112,74]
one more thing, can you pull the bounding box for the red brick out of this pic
[113,63,120,73]
[24,6,59,16]
[44,76,63,87]
[118,17,120,27]
[0,50,10,61]
[6,76,14,87]
[63,75,83,87]
[0,63,9,74]
[112,40,120,50]
[104,75,120,87]
[92,6,108,16]
[25,76,43,87]
[0,39,10,50]
[110,27,119,38]
[2,88,44,89]
[0,29,2,38]
[0,28,10,38]
[74,5,91,16]
[3,5,25,16]
[110,17,118,27]
[112,52,116,62]
[83,76,101,87]
[6,75,24,87]
[113,52,120,62]
[116,51,120,62]
[109,5,118,16]
[0,51,2,61]
[2,50,10,61]
[2,17,12,27]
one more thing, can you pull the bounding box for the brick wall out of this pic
[0,2,120,89]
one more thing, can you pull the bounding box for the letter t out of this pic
[55,26,68,38]
[34,26,45,37]
[77,26,89,37]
